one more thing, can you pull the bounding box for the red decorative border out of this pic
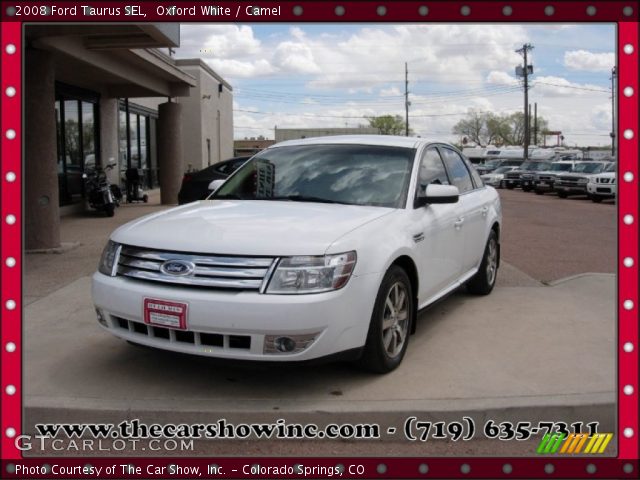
[1,1,638,478]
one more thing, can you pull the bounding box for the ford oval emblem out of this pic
[160,260,195,276]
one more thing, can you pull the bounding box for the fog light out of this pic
[95,308,107,327]
[264,332,321,354]
[275,337,296,353]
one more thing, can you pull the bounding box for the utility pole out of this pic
[534,103,538,146]
[528,103,532,145]
[516,43,534,159]
[405,62,410,136]
[610,66,616,157]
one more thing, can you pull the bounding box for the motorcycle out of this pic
[83,163,118,217]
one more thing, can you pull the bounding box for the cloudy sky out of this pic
[174,23,615,147]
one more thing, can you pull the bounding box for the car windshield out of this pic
[550,163,574,172]
[604,163,616,172]
[493,166,513,174]
[573,162,605,174]
[211,144,416,208]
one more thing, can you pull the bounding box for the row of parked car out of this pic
[477,158,616,203]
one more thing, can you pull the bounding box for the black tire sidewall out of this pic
[360,266,413,373]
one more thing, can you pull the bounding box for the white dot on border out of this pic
[461,464,471,474]
[623,257,634,267]
[623,342,634,353]
[624,87,634,97]
[624,300,634,310]
[586,463,597,474]
[624,129,634,140]
[418,464,429,474]
[5,428,16,438]
[623,44,634,55]
[502,6,513,16]
[5,86,16,97]
[5,129,16,140]
[5,300,16,310]
[376,6,386,16]
[623,427,634,438]
[586,6,596,16]
[623,385,634,395]
[623,6,634,16]
[623,214,634,225]
[544,464,555,474]
[460,6,471,16]
[5,171,16,182]
[292,5,303,16]
[5,257,16,268]
[5,43,16,55]
[6,214,16,225]
[624,172,634,182]
[503,463,513,474]
[335,5,345,16]
[544,5,555,15]
[5,385,16,395]
[418,6,428,16]
[5,342,16,353]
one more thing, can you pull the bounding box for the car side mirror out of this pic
[208,179,225,192]
[415,184,460,207]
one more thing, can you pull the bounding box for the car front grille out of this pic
[557,176,584,186]
[505,172,522,180]
[117,245,276,290]
[537,175,556,181]
[112,316,251,350]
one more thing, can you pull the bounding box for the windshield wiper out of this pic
[265,195,354,205]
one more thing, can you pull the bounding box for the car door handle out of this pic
[454,218,465,229]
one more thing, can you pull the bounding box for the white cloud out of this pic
[379,87,402,97]
[205,58,274,78]
[180,25,261,59]
[272,41,320,74]
[533,75,609,97]
[564,50,615,72]
[486,71,519,86]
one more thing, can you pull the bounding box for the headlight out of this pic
[98,240,120,276]
[266,251,357,294]
[588,177,597,184]
[578,178,589,184]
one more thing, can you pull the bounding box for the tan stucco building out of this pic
[24,24,233,250]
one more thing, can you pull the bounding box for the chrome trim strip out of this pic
[259,258,280,294]
[119,257,162,271]
[111,244,122,277]
[121,247,273,267]
[118,267,263,289]
[193,265,268,278]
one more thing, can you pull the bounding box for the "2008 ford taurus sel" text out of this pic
[93,136,502,372]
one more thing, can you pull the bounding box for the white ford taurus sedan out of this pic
[93,136,502,372]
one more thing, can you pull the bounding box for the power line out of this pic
[532,81,610,93]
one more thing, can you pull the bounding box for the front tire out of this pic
[358,266,413,373]
[467,230,499,295]
[591,195,603,203]
[557,191,568,198]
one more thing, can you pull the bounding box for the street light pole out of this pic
[610,66,616,157]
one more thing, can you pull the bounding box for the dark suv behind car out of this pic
[178,156,250,204]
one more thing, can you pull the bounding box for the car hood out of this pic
[559,172,600,178]
[111,200,395,256]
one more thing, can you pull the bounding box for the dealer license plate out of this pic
[144,298,188,330]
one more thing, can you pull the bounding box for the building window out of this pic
[55,84,99,206]
[118,101,156,188]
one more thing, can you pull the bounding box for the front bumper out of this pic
[555,184,588,195]
[92,271,381,361]
[587,183,616,197]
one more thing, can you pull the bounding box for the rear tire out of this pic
[466,230,499,296]
[535,189,544,195]
[557,191,568,198]
[143,194,149,203]
[104,204,115,217]
[506,184,515,190]
[358,265,413,374]
[522,186,531,192]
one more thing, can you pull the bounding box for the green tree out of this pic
[366,115,412,135]
[452,109,549,146]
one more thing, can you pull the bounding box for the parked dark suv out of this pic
[503,161,553,191]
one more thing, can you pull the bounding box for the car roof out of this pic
[269,135,444,150]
